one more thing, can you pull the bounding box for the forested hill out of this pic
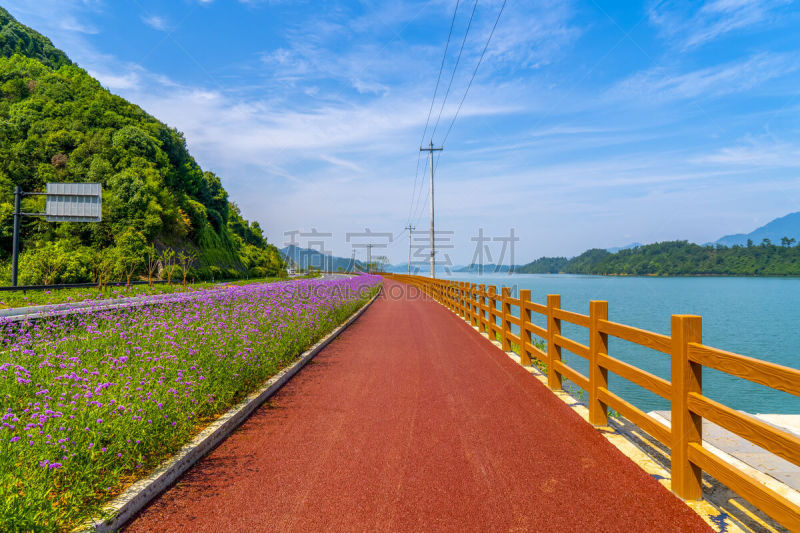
[0,7,285,284]
[519,240,800,276]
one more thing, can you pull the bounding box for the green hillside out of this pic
[0,7,70,69]
[519,240,800,276]
[0,7,285,284]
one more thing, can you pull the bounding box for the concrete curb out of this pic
[83,286,382,532]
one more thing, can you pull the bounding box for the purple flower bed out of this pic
[0,275,381,530]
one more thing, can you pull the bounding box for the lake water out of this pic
[440,273,800,415]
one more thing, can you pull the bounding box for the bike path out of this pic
[125,279,710,532]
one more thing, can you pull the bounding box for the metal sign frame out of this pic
[11,183,103,287]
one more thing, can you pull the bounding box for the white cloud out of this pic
[5,0,800,261]
[482,0,581,69]
[693,137,800,167]
[88,69,141,91]
[648,0,793,49]
[141,15,169,32]
[610,52,798,101]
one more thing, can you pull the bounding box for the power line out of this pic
[420,0,461,147]
[409,0,462,224]
[430,0,479,142]
[409,150,430,224]
[442,0,507,147]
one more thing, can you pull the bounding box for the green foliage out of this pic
[517,256,569,274]
[0,9,286,285]
[520,240,800,276]
[0,7,71,69]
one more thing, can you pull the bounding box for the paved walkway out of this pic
[126,279,710,532]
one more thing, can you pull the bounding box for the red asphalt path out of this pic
[126,279,711,532]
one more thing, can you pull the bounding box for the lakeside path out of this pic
[125,279,710,532]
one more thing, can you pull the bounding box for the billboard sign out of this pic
[45,182,102,222]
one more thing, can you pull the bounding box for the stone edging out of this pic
[81,286,381,532]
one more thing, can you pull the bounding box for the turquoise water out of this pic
[441,273,800,415]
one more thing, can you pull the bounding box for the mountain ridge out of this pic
[713,211,800,247]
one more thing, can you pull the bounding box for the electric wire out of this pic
[441,0,507,147]
[430,0,479,142]
[408,0,462,224]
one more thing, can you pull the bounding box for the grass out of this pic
[0,275,321,309]
[0,275,380,531]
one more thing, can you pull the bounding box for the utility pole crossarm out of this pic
[419,141,443,278]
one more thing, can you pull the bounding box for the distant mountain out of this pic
[454,264,519,273]
[714,211,800,247]
[382,263,468,274]
[280,246,363,272]
[516,257,569,274]
[518,240,800,276]
[606,242,642,253]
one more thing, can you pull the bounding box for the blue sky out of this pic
[4,0,800,266]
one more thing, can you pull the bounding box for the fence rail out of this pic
[382,273,800,531]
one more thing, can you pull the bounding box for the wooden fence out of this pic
[382,273,800,530]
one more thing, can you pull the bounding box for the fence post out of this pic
[547,294,562,390]
[519,289,532,366]
[461,282,468,321]
[462,282,468,318]
[589,301,609,426]
[488,286,497,341]
[478,284,486,332]
[469,284,478,327]
[671,315,703,500]
[501,287,511,351]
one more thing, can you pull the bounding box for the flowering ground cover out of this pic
[0,274,381,531]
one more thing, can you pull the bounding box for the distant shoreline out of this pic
[444,271,800,279]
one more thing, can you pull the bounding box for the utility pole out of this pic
[420,141,443,278]
[11,186,21,287]
[366,243,373,274]
[405,224,415,275]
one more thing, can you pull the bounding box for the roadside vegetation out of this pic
[0,275,380,531]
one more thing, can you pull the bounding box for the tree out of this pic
[160,247,175,284]
[780,236,796,248]
[177,250,196,286]
[144,245,159,286]
[27,242,65,285]
[89,248,116,288]
[115,227,146,285]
